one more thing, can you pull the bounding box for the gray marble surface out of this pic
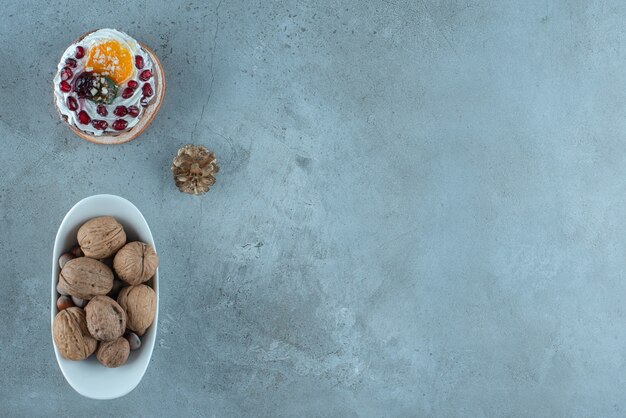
[3,0,626,416]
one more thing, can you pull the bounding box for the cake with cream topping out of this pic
[54,29,164,144]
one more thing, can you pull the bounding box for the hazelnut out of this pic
[58,257,113,300]
[113,242,158,285]
[117,285,156,336]
[72,296,86,308]
[56,295,74,311]
[70,245,84,258]
[77,216,126,259]
[124,331,141,350]
[58,253,75,269]
[53,307,97,360]
[96,337,130,368]
[85,296,126,341]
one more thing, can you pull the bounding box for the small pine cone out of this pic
[171,144,219,195]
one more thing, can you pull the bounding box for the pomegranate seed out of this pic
[140,96,150,107]
[61,67,73,81]
[75,46,85,59]
[122,87,134,99]
[135,55,144,69]
[60,81,71,92]
[139,69,152,81]
[112,119,128,131]
[128,80,138,89]
[65,58,77,68]
[96,104,108,116]
[142,83,153,97]
[114,106,128,117]
[67,96,78,111]
[74,72,97,97]
[128,106,140,117]
[91,120,108,130]
[78,111,90,125]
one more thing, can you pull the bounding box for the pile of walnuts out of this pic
[53,216,158,368]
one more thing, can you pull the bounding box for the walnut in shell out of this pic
[85,295,126,341]
[96,337,130,368]
[53,307,97,361]
[113,241,158,285]
[117,285,156,336]
[58,257,114,300]
[77,216,126,259]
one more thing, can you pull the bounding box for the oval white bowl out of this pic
[51,194,159,399]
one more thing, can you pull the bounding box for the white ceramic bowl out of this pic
[51,194,159,399]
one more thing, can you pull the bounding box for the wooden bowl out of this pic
[54,31,165,145]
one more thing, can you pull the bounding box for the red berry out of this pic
[78,111,90,125]
[135,55,144,69]
[128,106,140,117]
[112,119,128,131]
[114,106,128,117]
[128,80,138,89]
[67,96,78,111]
[61,67,73,81]
[142,83,153,97]
[75,46,85,59]
[65,58,77,68]
[60,81,71,92]
[91,120,108,130]
[139,69,152,81]
[74,72,100,98]
[122,87,134,99]
[96,104,108,116]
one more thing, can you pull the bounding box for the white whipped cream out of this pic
[54,29,156,136]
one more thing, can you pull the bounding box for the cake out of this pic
[53,29,165,144]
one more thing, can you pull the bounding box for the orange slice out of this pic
[85,40,134,85]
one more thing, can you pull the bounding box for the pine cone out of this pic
[171,144,219,195]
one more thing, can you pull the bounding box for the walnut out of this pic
[113,241,158,285]
[77,216,126,259]
[117,285,156,336]
[53,307,97,361]
[58,257,113,300]
[85,295,126,341]
[96,337,130,368]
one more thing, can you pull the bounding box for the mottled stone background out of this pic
[2,0,626,416]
